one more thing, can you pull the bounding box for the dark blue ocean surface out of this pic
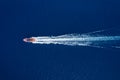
[1,0,120,80]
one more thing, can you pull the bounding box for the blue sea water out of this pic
[1,0,120,80]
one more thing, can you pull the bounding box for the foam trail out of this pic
[31,34,120,48]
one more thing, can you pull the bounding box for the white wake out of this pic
[31,33,120,48]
